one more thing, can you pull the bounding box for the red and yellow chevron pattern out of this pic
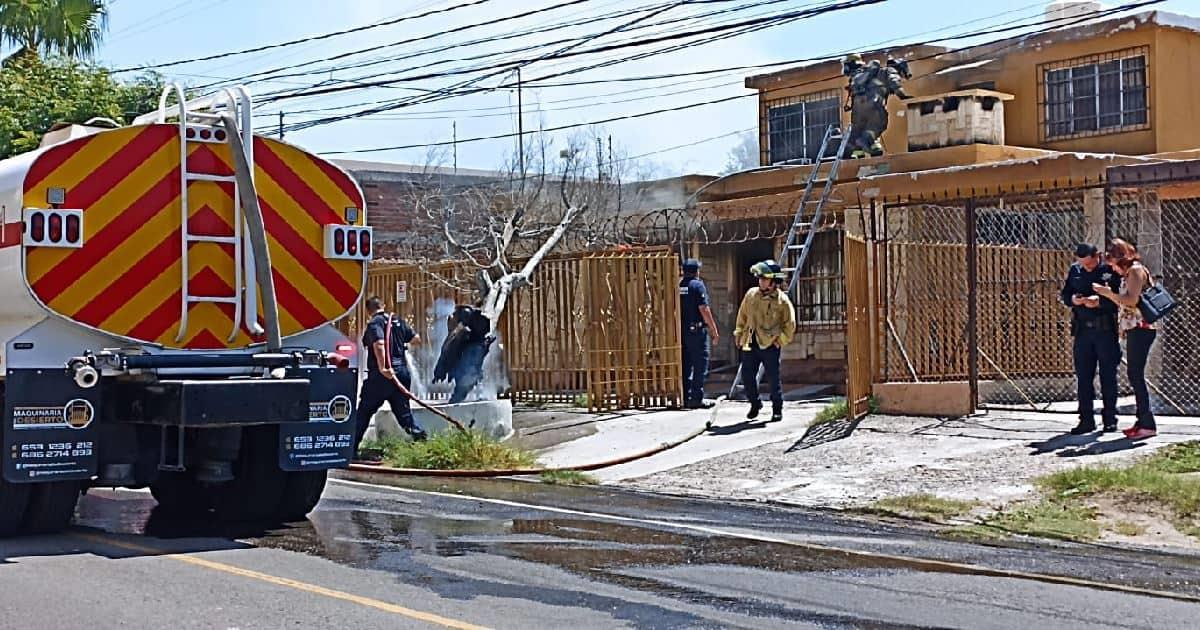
[22,124,365,350]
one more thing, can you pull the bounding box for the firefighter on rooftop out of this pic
[734,260,797,422]
[842,52,912,158]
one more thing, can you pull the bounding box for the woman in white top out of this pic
[1092,238,1157,440]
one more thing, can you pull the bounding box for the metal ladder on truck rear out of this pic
[725,125,851,401]
[143,85,265,344]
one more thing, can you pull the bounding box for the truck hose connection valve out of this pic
[67,358,99,389]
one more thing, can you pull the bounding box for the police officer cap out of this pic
[1075,243,1098,258]
[682,258,702,271]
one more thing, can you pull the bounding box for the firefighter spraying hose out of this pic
[384,313,468,434]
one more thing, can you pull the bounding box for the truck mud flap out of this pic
[3,370,99,483]
[279,368,357,472]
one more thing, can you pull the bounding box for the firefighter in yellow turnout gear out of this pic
[734,260,797,422]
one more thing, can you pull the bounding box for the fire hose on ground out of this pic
[355,323,716,477]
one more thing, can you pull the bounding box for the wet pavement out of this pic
[3,477,1200,628]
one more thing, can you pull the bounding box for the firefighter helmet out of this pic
[750,259,786,280]
[843,53,864,65]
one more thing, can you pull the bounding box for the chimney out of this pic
[1044,1,1102,23]
[905,90,1015,152]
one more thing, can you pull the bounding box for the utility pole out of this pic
[452,121,458,173]
[516,68,524,181]
[278,112,284,139]
[608,134,614,181]
[596,136,603,181]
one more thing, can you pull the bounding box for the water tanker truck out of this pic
[0,85,369,535]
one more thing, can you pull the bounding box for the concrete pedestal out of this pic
[364,399,514,442]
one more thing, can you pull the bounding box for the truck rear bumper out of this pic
[114,379,310,427]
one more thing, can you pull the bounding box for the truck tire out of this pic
[277,470,328,521]
[0,479,31,537]
[21,481,81,535]
[210,426,286,522]
[150,473,212,516]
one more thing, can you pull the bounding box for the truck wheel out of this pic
[277,470,328,521]
[0,479,31,537]
[21,481,81,535]
[210,426,286,522]
[150,473,212,516]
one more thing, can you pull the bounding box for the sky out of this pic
[82,0,1200,176]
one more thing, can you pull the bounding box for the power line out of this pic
[113,0,496,73]
[258,73,744,121]
[322,0,1143,119]
[255,2,798,124]
[193,0,601,91]
[226,0,800,91]
[319,0,1164,154]
[260,0,886,107]
[245,0,806,119]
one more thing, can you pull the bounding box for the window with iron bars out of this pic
[1040,47,1148,141]
[793,229,845,323]
[765,90,841,164]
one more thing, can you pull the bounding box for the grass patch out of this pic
[361,431,537,470]
[1141,441,1200,474]
[940,524,1008,542]
[810,398,848,427]
[864,494,978,523]
[972,441,1200,543]
[538,470,599,485]
[1038,457,1200,522]
[809,396,880,428]
[1113,521,1145,537]
[986,501,1101,541]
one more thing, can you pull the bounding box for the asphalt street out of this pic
[2,475,1200,629]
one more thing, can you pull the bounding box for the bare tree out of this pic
[721,131,759,175]
[402,127,646,324]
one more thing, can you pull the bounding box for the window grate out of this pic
[1038,47,1149,141]
[765,90,841,164]
[793,229,845,323]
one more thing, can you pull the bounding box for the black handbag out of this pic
[1138,277,1177,324]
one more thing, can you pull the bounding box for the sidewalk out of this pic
[620,410,1200,508]
[516,401,1200,509]
[531,401,826,483]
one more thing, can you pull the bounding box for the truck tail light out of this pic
[323,224,373,260]
[333,228,345,255]
[48,213,62,243]
[24,208,83,248]
[30,212,44,242]
[65,214,80,244]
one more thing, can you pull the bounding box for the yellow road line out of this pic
[73,533,489,630]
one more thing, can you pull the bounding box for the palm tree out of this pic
[0,0,108,59]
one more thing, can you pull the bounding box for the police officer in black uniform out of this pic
[680,259,719,409]
[354,296,428,454]
[1061,244,1123,435]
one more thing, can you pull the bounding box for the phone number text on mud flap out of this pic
[289,435,352,450]
[17,442,93,459]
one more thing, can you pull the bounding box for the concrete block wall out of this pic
[905,91,1011,152]
[786,325,847,363]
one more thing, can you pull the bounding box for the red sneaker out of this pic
[1126,427,1157,440]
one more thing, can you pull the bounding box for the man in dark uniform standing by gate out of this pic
[1061,244,1123,435]
[680,259,719,409]
[354,296,428,455]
